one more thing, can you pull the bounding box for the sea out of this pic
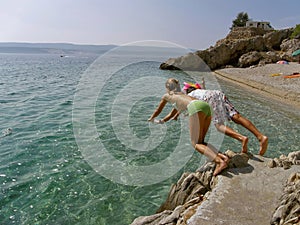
[0,43,299,225]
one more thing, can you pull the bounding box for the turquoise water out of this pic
[0,50,299,225]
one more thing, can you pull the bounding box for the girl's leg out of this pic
[215,123,248,153]
[231,113,268,155]
[189,112,228,176]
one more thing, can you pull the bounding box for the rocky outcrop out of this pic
[238,51,281,67]
[270,172,300,225]
[130,151,300,225]
[268,151,300,169]
[160,27,299,71]
[223,27,269,40]
[159,52,210,72]
[269,152,300,225]
[280,39,300,61]
[263,28,294,51]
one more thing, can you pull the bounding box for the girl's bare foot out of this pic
[259,135,268,156]
[217,153,229,163]
[241,136,248,154]
[213,154,229,176]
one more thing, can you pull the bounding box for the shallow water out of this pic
[0,50,299,225]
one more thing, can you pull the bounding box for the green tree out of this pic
[230,12,249,30]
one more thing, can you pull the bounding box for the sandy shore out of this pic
[214,63,300,108]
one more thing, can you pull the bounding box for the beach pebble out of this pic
[267,159,277,168]
[282,161,292,170]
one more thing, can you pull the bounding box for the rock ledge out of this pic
[131,151,300,225]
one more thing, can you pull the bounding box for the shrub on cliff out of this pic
[290,24,300,39]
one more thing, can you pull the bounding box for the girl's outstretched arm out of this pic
[160,108,178,123]
[171,111,180,121]
[148,98,167,122]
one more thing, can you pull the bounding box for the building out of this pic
[246,21,274,30]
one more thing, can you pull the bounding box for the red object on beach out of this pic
[276,60,289,64]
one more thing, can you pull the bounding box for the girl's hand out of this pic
[147,118,154,122]
[154,119,164,124]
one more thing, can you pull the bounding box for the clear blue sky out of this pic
[1,0,299,49]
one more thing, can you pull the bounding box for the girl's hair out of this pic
[182,82,202,94]
[186,86,197,94]
[165,78,181,93]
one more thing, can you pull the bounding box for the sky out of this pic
[0,0,299,50]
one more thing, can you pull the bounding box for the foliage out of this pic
[230,12,249,30]
[291,24,300,39]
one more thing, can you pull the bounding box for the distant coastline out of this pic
[0,42,117,54]
[0,42,192,56]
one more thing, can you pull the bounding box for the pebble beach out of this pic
[214,62,300,108]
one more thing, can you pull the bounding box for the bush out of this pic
[291,24,300,38]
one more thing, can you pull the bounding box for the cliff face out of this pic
[160,27,300,71]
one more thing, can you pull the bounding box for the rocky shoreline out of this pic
[131,151,300,225]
